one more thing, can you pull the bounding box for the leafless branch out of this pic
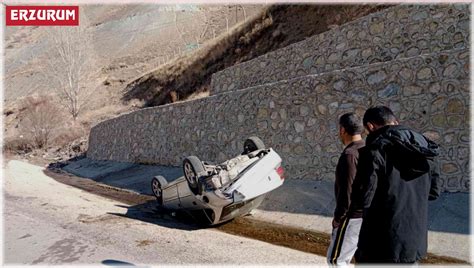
[39,21,95,120]
[20,95,61,149]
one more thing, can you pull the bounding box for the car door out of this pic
[176,179,204,210]
[162,183,180,210]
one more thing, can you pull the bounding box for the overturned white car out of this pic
[151,137,285,225]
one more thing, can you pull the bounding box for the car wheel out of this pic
[151,177,163,205]
[183,156,205,195]
[243,136,265,154]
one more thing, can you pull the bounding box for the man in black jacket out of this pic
[350,106,441,263]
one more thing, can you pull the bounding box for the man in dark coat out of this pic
[350,106,441,263]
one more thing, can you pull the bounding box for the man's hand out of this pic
[332,218,340,229]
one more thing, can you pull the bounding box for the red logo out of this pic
[6,6,79,26]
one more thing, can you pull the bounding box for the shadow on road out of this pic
[107,200,213,231]
[102,259,136,266]
[45,163,211,231]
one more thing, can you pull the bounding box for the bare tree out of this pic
[174,10,188,46]
[225,6,230,33]
[40,15,95,121]
[20,95,61,149]
[240,5,247,21]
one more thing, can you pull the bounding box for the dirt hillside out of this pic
[122,4,390,107]
[4,4,262,154]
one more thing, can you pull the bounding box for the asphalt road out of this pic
[4,160,326,265]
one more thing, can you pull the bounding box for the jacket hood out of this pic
[366,125,439,180]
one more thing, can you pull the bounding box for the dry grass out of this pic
[50,127,86,148]
[121,4,391,108]
[78,102,141,127]
[3,137,33,154]
[183,90,211,102]
[121,7,272,106]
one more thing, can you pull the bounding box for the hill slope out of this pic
[4,4,388,159]
[122,4,390,107]
[4,4,261,148]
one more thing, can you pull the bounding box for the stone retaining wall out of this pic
[210,4,470,95]
[89,48,470,192]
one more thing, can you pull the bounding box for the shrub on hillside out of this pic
[50,127,86,148]
[3,137,33,154]
[20,96,61,149]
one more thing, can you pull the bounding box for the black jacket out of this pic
[351,125,441,263]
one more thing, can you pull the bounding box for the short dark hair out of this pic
[339,112,363,135]
[363,106,398,127]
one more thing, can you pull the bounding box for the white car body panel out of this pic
[223,149,283,202]
[153,148,284,225]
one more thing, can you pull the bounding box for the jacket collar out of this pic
[343,139,365,153]
[366,125,410,145]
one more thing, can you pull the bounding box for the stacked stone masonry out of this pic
[211,4,470,95]
[89,47,470,192]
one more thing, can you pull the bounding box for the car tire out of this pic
[151,177,163,205]
[243,136,265,154]
[183,156,205,195]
